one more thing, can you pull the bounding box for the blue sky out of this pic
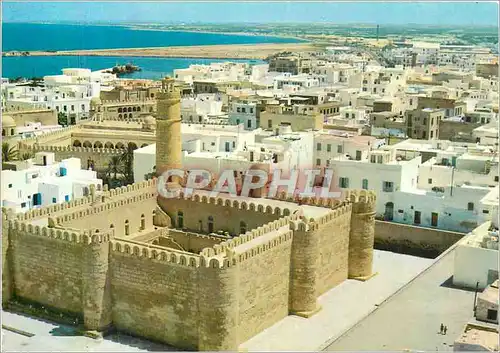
[2,2,499,26]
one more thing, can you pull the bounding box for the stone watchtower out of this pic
[156,77,182,180]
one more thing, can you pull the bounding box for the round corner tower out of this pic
[156,77,182,178]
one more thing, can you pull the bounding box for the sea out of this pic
[2,23,302,80]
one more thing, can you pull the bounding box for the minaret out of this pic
[156,77,182,180]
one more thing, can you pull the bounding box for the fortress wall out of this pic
[57,186,157,237]
[158,195,287,235]
[110,241,201,350]
[235,225,293,343]
[19,145,125,172]
[2,212,13,305]
[18,125,78,148]
[314,205,352,295]
[165,229,224,253]
[9,222,86,314]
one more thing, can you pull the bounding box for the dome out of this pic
[142,115,156,131]
[2,115,16,127]
[144,115,155,125]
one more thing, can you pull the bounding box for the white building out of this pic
[180,93,224,123]
[228,100,260,130]
[174,62,251,84]
[2,68,112,124]
[273,73,320,90]
[329,147,496,232]
[453,219,499,290]
[133,123,259,182]
[313,130,378,169]
[1,152,103,213]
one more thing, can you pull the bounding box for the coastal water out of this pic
[2,23,301,51]
[2,23,298,79]
[2,56,264,80]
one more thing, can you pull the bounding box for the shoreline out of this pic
[123,25,308,42]
[3,43,319,60]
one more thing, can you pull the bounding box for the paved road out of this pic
[324,248,476,351]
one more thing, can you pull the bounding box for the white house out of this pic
[180,93,224,123]
[1,152,103,213]
[453,219,499,290]
[228,101,259,130]
[2,68,110,124]
[273,73,320,90]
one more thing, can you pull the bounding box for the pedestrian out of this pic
[444,326,448,335]
[440,323,444,334]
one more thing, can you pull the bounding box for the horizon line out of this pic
[3,20,499,28]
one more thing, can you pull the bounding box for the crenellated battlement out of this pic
[305,203,353,228]
[209,216,297,254]
[21,144,128,154]
[273,191,347,208]
[14,197,94,222]
[18,125,79,147]
[232,230,293,263]
[183,121,230,126]
[101,98,157,105]
[177,191,295,218]
[7,220,112,245]
[166,229,225,246]
[55,184,157,224]
[11,180,158,225]
[343,189,377,206]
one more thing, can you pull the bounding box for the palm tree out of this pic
[2,142,18,162]
[20,152,34,161]
[106,156,123,188]
[120,143,135,185]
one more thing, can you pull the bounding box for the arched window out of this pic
[140,214,145,230]
[2,129,5,136]
[125,220,130,236]
[177,211,184,229]
[110,224,114,229]
[198,220,203,232]
[467,202,474,211]
[240,221,247,234]
[129,113,133,119]
[152,210,156,225]
[10,129,14,135]
[118,108,122,113]
[118,114,122,119]
[208,216,214,233]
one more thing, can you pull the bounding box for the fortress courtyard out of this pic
[2,249,433,352]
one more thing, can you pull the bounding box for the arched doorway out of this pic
[73,140,82,147]
[104,142,114,149]
[384,202,394,221]
[94,141,103,148]
[82,141,92,148]
[115,142,125,149]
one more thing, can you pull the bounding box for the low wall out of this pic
[374,220,465,258]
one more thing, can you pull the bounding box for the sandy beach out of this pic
[3,43,319,60]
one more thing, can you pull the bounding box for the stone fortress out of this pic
[2,78,377,351]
